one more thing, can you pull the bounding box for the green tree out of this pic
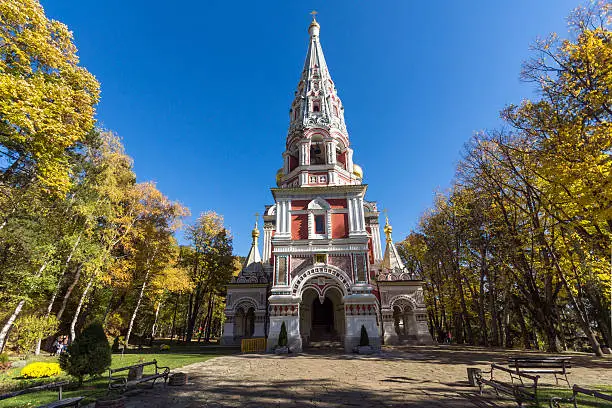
[184,212,235,343]
[60,322,111,385]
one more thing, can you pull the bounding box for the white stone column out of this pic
[346,148,354,173]
[328,170,337,185]
[275,200,291,239]
[357,198,366,232]
[347,198,357,234]
[326,141,337,165]
[220,312,236,345]
[382,312,399,345]
[343,293,381,352]
[263,223,274,264]
[300,142,309,166]
[371,222,383,261]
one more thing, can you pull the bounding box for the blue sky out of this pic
[41,0,579,256]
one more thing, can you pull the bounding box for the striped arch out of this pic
[291,265,351,298]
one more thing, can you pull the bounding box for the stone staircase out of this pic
[306,325,342,350]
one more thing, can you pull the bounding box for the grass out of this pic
[537,385,612,408]
[0,345,235,408]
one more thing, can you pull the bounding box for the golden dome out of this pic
[252,227,260,239]
[276,168,284,185]
[352,164,363,179]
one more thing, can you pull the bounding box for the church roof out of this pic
[288,15,347,135]
[381,216,405,272]
[377,216,419,281]
[233,218,266,283]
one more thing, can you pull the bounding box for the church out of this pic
[221,16,433,352]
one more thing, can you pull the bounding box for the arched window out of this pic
[308,198,330,239]
[312,100,321,113]
[310,143,325,164]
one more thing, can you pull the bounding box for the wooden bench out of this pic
[0,381,84,407]
[550,385,612,407]
[108,360,170,392]
[475,364,540,407]
[508,356,571,387]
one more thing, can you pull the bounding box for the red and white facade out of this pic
[222,18,432,351]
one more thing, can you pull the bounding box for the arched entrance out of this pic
[391,296,417,341]
[233,306,255,339]
[300,286,345,345]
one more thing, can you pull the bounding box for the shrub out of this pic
[0,353,10,370]
[159,344,170,351]
[359,325,369,347]
[278,321,288,347]
[12,315,59,356]
[21,362,62,378]
[60,322,111,385]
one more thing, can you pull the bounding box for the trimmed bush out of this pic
[159,344,170,351]
[359,325,369,347]
[21,362,62,378]
[60,322,111,384]
[278,321,288,347]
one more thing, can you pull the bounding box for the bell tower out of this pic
[277,15,363,189]
[264,15,382,353]
[223,14,432,352]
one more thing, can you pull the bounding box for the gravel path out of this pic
[119,345,612,407]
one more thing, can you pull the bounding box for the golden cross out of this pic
[310,10,318,21]
[382,208,389,223]
[254,212,260,224]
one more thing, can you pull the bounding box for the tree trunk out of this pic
[151,299,163,338]
[0,260,50,352]
[56,264,82,321]
[170,294,180,343]
[70,274,95,341]
[204,294,215,342]
[186,287,205,343]
[196,309,206,343]
[0,300,25,353]
[123,270,150,354]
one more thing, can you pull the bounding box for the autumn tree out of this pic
[184,212,235,343]
[122,183,188,350]
[0,0,99,196]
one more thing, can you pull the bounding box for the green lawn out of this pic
[537,386,612,408]
[0,347,233,408]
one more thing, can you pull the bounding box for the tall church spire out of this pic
[277,15,362,189]
[290,14,347,135]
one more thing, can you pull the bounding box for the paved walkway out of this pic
[122,346,612,407]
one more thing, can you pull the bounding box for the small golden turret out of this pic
[383,212,393,243]
[252,213,260,240]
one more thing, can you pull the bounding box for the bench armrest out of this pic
[549,396,573,408]
[156,365,170,375]
[108,376,128,390]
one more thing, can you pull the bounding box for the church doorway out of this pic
[234,306,255,340]
[311,296,334,340]
[299,286,345,345]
